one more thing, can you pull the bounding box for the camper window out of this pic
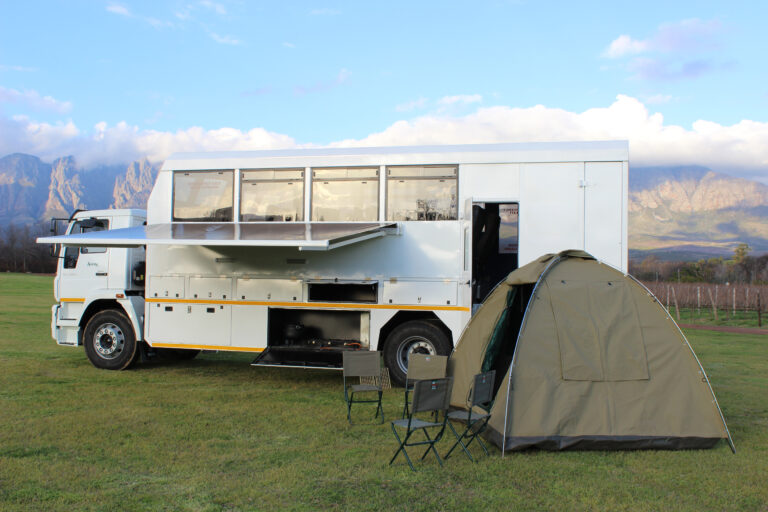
[240,169,304,221]
[386,166,457,221]
[173,170,234,222]
[311,167,379,221]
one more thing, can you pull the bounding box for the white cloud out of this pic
[0,86,72,114]
[644,94,673,105]
[199,0,226,15]
[3,96,768,183]
[210,32,241,45]
[331,95,768,178]
[604,18,722,58]
[396,98,428,112]
[106,4,131,17]
[604,35,649,58]
[603,19,724,82]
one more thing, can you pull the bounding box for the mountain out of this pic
[629,166,768,259]
[0,153,159,225]
[0,153,766,261]
[0,154,52,224]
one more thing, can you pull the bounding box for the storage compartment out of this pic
[236,278,301,301]
[189,276,232,300]
[148,275,185,298]
[308,282,377,303]
[252,308,370,369]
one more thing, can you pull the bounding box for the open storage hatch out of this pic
[251,308,371,370]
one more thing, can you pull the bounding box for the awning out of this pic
[37,222,399,251]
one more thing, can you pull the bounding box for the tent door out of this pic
[472,202,519,310]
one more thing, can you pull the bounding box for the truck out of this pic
[38,141,629,385]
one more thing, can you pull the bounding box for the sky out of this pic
[1,1,767,182]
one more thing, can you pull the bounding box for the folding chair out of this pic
[342,350,384,424]
[390,377,453,471]
[402,353,448,418]
[444,370,496,462]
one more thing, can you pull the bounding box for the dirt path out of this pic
[679,323,768,335]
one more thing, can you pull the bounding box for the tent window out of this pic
[549,279,649,382]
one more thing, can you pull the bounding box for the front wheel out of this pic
[383,320,452,387]
[83,310,138,370]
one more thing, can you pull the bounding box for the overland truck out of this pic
[38,141,629,385]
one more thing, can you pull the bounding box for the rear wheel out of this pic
[83,310,138,370]
[383,320,452,387]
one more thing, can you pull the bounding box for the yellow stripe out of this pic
[151,342,265,353]
[145,297,469,312]
[60,298,85,303]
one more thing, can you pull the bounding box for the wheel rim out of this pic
[395,335,437,375]
[93,323,125,360]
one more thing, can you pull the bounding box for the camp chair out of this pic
[402,353,448,418]
[390,377,453,471]
[342,350,384,424]
[444,370,496,462]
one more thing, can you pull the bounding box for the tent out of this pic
[449,250,734,452]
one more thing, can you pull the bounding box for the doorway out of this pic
[472,202,518,309]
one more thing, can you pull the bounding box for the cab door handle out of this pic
[95,272,108,276]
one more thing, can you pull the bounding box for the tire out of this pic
[83,310,139,370]
[383,320,452,387]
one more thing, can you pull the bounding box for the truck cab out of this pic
[51,209,147,369]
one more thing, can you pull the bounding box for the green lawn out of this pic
[0,273,766,511]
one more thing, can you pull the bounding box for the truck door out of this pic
[58,218,111,302]
[472,202,518,308]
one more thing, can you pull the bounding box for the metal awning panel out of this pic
[37,222,399,251]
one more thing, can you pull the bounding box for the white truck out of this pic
[39,141,629,385]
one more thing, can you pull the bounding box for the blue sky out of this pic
[1,1,767,181]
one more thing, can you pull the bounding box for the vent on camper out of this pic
[308,282,377,303]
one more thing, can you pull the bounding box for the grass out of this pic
[0,272,766,511]
[665,306,767,329]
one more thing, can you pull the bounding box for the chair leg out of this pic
[376,391,384,423]
[418,430,444,467]
[390,425,416,471]
[346,393,354,424]
[444,421,475,462]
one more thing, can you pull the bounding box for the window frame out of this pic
[172,169,235,223]
[310,167,380,222]
[239,168,305,222]
[385,165,459,221]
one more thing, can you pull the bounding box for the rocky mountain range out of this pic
[629,166,768,259]
[0,153,158,224]
[1,152,766,260]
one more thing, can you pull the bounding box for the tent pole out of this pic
[502,254,564,456]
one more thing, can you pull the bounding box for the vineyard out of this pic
[642,281,768,327]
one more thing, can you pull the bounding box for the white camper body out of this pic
[39,142,629,384]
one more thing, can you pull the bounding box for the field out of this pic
[1,273,766,511]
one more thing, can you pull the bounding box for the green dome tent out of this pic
[449,250,734,452]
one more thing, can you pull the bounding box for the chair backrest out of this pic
[407,354,448,381]
[343,350,381,378]
[411,377,453,414]
[470,370,496,408]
